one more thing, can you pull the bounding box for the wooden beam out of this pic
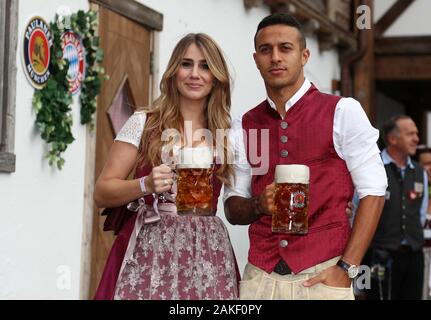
[0,0,18,172]
[0,2,5,139]
[244,0,263,8]
[353,0,375,121]
[326,0,351,31]
[318,33,339,51]
[375,55,431,80]
[375,36,431,55]
[264,0,357,50]
[0,151,15,172]
[375,0,414,37]
[90,0,163,31]
[377,81,431,108]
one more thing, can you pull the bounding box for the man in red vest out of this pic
[224,13,387,299]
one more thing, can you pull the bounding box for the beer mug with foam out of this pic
[273,164,310,234]
[176,147,213,215]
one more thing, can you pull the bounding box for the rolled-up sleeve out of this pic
[333,98,388,199]
[223,116,253,202]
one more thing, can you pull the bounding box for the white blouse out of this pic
[114,111,147,148]
[115,112,213,165]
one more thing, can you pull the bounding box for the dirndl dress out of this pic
[113,196,239,300]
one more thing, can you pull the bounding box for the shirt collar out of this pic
[381,148,415,169]
[267,78,311,114]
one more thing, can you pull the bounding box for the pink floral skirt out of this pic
[113,213,239,300]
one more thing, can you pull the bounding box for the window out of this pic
[0,0,18,172]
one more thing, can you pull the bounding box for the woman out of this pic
[93,33,238,300]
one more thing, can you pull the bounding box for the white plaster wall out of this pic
[373,0,397,22]
[374,0,431,36]
[0,0,89,299]
[137,0,341,277]
[305,35,340,94]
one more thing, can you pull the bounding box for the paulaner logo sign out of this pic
[22,16,53,89]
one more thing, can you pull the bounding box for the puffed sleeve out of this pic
[114,111,147,148]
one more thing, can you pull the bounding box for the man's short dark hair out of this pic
[414,144,431,162]
[382,114,412,145]
[254,13,307,49]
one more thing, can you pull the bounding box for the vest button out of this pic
[280,121,288,129]
[280,150,289,158]
[280,240,288,247]
[280,135,288,143]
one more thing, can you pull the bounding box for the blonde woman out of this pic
[93,33,238,300]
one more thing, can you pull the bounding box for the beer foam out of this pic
[275,164,309,184]
[177,147,213,169]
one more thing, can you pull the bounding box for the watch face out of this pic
[348,266,359,278]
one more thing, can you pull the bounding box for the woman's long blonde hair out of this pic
[138,33,233,186]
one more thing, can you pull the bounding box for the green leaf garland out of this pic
[32,10,106,169]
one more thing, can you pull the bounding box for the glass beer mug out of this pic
[272,164,310,234]
[175,147,213,215]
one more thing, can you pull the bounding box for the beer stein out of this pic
[176,147,213,215]
[272,164,310,234]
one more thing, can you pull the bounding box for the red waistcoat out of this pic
[242,85,354,273]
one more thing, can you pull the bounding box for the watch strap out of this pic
[337,259,359,278]
[336,259,351,272]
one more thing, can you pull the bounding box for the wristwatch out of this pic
[336,259,359,278]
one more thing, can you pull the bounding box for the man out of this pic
[416,145,431,300]
[417,146,431,194]
[224,13,387,300]
[362,116,427,300]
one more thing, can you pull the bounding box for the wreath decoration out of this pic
[32,10,106,169]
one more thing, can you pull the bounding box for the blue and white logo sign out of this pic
[61,30,85,95]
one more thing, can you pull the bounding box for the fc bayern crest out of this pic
[61,31,86,95]
[22,16,53,89]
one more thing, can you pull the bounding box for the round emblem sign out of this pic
[22,16,53,89]
[61,31,86,95]
[292,191,306,209]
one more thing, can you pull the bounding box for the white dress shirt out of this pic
[224,78,388,202]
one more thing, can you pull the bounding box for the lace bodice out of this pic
[115,111,147,148]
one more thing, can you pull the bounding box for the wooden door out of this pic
[89,6,151,297]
